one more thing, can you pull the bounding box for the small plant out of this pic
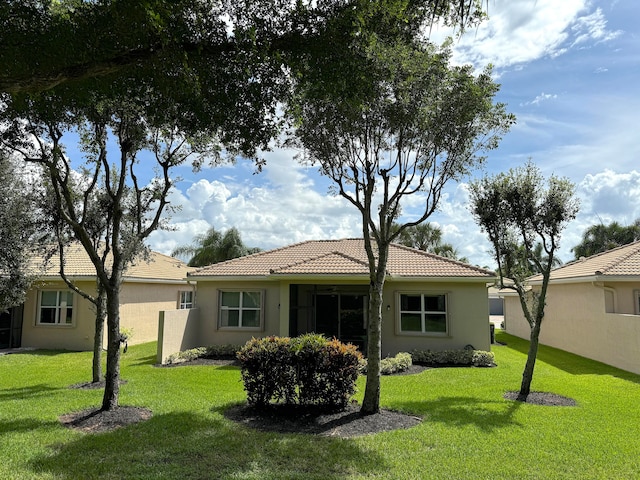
[120,327,133,353]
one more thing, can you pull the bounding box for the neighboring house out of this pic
[503,241,640,375]
[157,238,496,363]
[0,244,194,351]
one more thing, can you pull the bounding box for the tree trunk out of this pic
[518,316,542,400]
[101,287,121,411]
[92,288,106,383]
[361,280,383,414]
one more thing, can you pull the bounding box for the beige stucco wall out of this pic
[381,280,491,355]
[157,308,201,364]
[188,278,491,355]
[20,279,192,351]
[21,280,97,351]
[504,281,640,375]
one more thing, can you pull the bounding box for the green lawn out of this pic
[1,332,638,479]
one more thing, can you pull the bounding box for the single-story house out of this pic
[157,238,496,363]
[0,244,195,351]
[503,241,640,375]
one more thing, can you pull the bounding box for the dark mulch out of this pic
[156,358,241,368]
[224,402,422,438]
[60,406,152,433]
[503,391,577,406]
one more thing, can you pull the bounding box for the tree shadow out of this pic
[0,417,61,436]
[495,332,640,384]
[0,384,62,402]
[31,410,386,479]
[396,396,524,432]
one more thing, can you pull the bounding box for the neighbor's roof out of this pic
[189,238,494,280]
[33,243,194,282]
[530,241,640,283]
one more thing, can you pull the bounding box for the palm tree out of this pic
[172,227,261,267]
[572,220,640,259]
[396,223,469,262]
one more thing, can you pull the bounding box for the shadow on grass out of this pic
[0,417,62,436]
[30,409,386,479]
[396,396,524,432]
[495,332,640,384]
[0,384,62,402]
[127,354,157,367]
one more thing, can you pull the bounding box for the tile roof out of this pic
[189,238,494,279]
[531,241,640,282]
[32,243,193,282]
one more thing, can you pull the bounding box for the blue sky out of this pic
[147,0,640,269]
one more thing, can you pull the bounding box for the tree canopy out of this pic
[396,223,469,262]
[0,154,41,311]
[291,31,513,413]
[469,161,579,399]
[571,220,640,259]
[172,227,261,267]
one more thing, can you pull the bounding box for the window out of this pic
[179,290,194,309]
[219,290,263,329]
[38,290,74,325]
[398,293,447,334]
[635,290,640,315]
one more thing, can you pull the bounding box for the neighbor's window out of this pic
[38,290,74,325]
[635,290,640,315]
[219,290,263,329]
[398,293,447,334]
[179,291,194,309]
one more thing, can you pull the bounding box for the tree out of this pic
[469,162,578,400]
[291,35,513,414]
[0,154,41,311]
[0,1,487,94]
[1,97,210,411]
[396,223,469,262]
[172,226,261,267]
[571,220,640,259]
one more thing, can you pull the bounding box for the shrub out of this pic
[237,334,363,409]
[410,349,495,367]
[362,352,413,375]
[164,344,242,364]
[165,347,208,364]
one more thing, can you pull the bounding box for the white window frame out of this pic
[179,290,194,309]
[218,290,264,331]
[396,291,449,336]
[36,290,75,326]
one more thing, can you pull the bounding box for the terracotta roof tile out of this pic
[31,244,193,281]
[189,239,494,279]
[532,241,640,281]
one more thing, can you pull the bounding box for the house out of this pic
[503,241,640,375]
[0,244,195,351]
[157,238,496,363]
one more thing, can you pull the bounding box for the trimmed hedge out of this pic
[164,344,242,364]
[237,334,363,408]
[410,348,495,367]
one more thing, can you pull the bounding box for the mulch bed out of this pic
[224,402,423,438]
[60,406,152,433]
[503,391,577,406]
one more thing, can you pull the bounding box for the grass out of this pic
[1,331,639,479]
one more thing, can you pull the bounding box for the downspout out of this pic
[592,280,617,313]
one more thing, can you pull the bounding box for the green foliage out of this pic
[172,226,261,267]
[164,344,242,364]
[572,219,640,259]
[361,352,413,375]
[410,349,495,367]
[237,334,363,408]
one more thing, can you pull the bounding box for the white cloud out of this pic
[431,0,621,71]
